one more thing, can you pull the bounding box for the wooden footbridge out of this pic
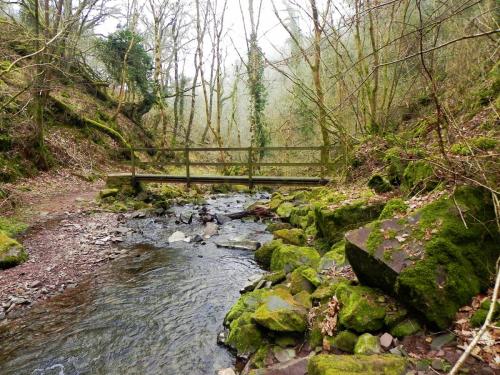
[110,146,334,187]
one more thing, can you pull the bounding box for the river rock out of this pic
[203,222,219,238]
[317,240,346,271]
[217,368,236,375]
[252,289,308,333]
[250,356,310,375]
[273,228,306,246]
[308,354,407,375]
[380,333,394,349]
[345,187,500,329]
[331,331,358,353]
[226,312,263,358]
[314,199,386,244]
[270,244,320,273]
[216,239,261,251]
[0,231,28,269]
[255,240,283,269]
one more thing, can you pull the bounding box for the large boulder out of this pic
[317,241,347,271]
[270,244,320,273]
[252,289,308,333]
[345,187,500,329]
[289,205,315,229]
[315,199,385,244]
[224,289,269,326]
[0,230,28,269]
[308,354,407,375]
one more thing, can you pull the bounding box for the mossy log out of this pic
[49,95,131,150]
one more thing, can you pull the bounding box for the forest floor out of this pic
[0,170,130,320]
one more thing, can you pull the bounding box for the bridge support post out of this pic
[185,147,191,188]
[131,147,136,179]
[248,146,254,190]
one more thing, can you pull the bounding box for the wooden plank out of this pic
[108,173,329,186]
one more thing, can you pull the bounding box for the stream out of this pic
[0,194,272,375]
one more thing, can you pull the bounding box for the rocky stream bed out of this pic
[0,184,498,375]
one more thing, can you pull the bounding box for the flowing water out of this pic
[0,194,271,375]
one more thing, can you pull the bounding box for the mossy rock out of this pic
[331,331,358,353]
[255,240,283,269]
[390,319,421,338]
[266,222,293,232]
[252,344,272,368]
[318,241,347,271]
[402,160,438,194]
[289,267,315,295]
[0,230,28,269]
[99,188,119,199]
[270,244,320,273]
[345,186,500,329]
[224,289,269,326]
[289,205,315,229]
[379,199,408,220]
[470,300,500,327]
[354,333,381,355]
[308,354,407,375]
[311,279,352,304]
[252,289,308,333]
[368,175,393,194]
[273,228,307,246]
[384,147,407,186]
[106,174,143,196]
[336,284,389,333]
[293,290,312,308]
[276,202,295,219]
[226,312,264,357]
[315,199,385,245]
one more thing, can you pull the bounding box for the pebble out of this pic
[30,280,42,288]
[379,333,393,349]
[217,369,236,375]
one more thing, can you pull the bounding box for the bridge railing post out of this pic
[185,147,191,188]
[131,147,136,179]
[248,146,254,190]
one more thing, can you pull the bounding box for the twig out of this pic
[453,193,469,229]
[449,258,500,375]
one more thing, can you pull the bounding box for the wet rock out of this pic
[345,187,500,329]
[216,214,231,225]
[252,289,308,333]
[354,333,381,355]
[0,231,28,269]
[203,222,219,238]
[216,240,261,251]
[179,212,193,224]
[192,234,204,243]
[270,244,320,273]
[273,228,306,246]
[224,289,269,326]
[308,354,407,375]
[168,231,188,243]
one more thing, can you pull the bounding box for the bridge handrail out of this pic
[125,145,336,187]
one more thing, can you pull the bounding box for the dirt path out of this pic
[0,170,130,321]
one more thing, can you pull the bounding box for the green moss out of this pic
[99,188,119,199]
[354,333,381,355]
[308,325,324,349]
[315,200,385,245]
[255,240,283,269]
[224,289,269,326]
[273,228,306,246]
[318,241,346,271]
[450,143,472,156]
[290,205,315,229]
[379,199,408,220]
[270,244,320,273]
[0,230,28,269]
[384,147,406,186]
[252,289,308,333]
[368,175,393,194]
[275,335,297,348]
[390,319,421,338]
[0,217,28,237]
[332,331,358,353]
[402,160,437,194]
[396,187,500,329]
[252,344,271,368]
[366,221,384,255]
[337,284,388,333]
[289,267,315,295]
[308,354,407,375]
[266,222,292,232]
[473,136,497,150]
[226,312,264,356]
[276,202,294,219]
[294,290,312,308]
[470,301,500,327]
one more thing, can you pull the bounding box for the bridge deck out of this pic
[109,173,329,186]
